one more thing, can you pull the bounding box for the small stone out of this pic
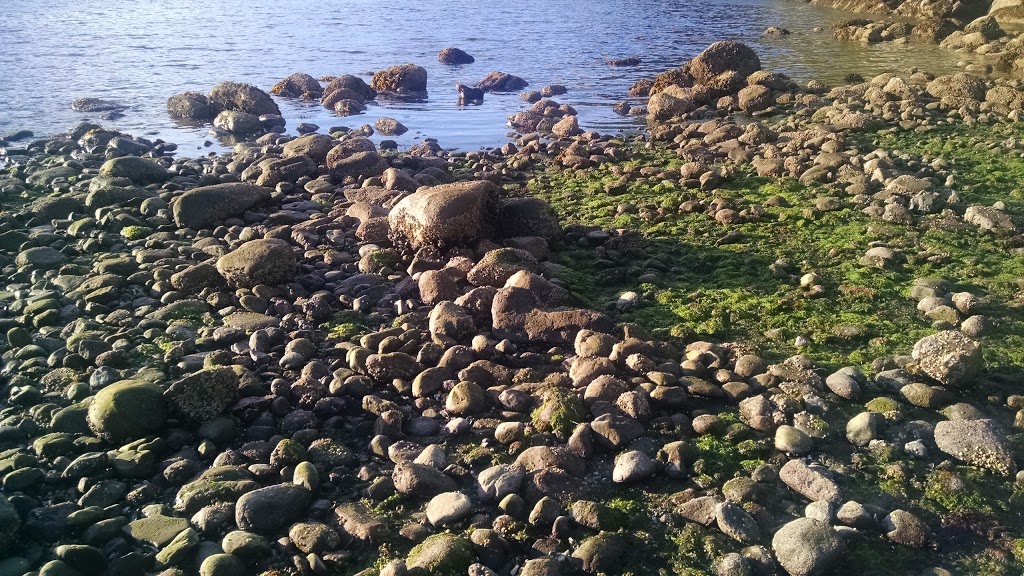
[779,459,842,503]
[199,553,246,576]
[477,464,526,501]
[771,518,845,576]
[426,492,473,526]
[846,412,883,447]
[234,484,311,533]
[933,419,1016,475]
[612,450,657,483]
[393,462,457,496]
[715,501,761,544]
[221,531,271,559]
[883,509,932,547]
[126,515,189,547]
[572,532,626,573]
[775,425,812,455]
[288,522,340,554]
[407,533,475,575]
[446,381,487,415]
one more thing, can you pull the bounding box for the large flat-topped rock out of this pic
[172,183,272,229]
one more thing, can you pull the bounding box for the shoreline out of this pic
[1,36,1024,576]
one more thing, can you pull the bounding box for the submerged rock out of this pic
[71,97,126,112]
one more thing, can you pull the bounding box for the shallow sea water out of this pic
[0,0,979,152]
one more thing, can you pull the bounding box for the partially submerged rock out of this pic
[371,63,428,98]
[271,72,323,99]
[478,71,529,92]
[439,47,475,64]
[207,81,281,116]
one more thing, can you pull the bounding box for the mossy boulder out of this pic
[99,156,168,185]
[87,380,167,442]
[216,239,297,288]
[164,367,239,423]
[172,183,272,230]
[406,533,475,576]
[126,515,189,548]
[572,532,628,573]
[532,387,588,437]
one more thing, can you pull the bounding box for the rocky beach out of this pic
[2,2,1024,576]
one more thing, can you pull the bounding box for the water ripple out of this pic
[0,0,975,151]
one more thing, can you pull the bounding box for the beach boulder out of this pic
[216,239,297,288]
[172,183,272,229]
[690,41,762,84]
[389,180,499,250]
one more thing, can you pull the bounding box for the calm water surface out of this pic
[0,0,978,152]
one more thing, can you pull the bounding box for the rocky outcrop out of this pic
[689,41,762,83]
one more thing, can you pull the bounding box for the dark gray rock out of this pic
[208,81,281,116]
[439,47,475,64]
[234,484,311,533]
